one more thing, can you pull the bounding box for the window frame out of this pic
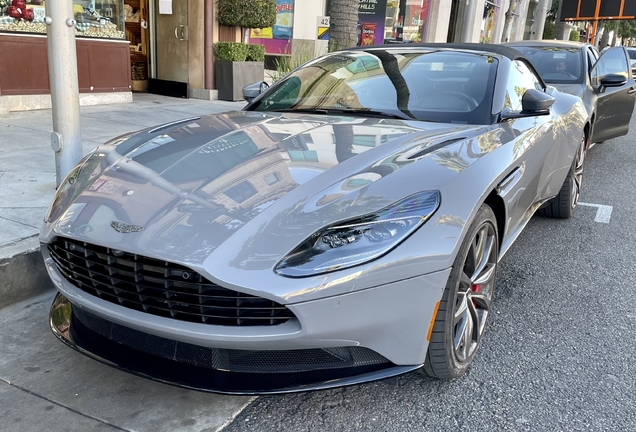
[503,59,546,112]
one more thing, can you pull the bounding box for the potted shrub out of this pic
[215,0,275,101]
[215,42,266,101]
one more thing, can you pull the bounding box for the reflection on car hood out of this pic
[46,111,490,269]
[549,83,585,99]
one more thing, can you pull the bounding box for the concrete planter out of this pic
[215,61,265,101]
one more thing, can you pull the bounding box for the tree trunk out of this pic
[599,27,611,48]
[553,0,569,40]
[500,0,517,42]
[598,20,620,48]
[329,0,359,51]
[373,50,415,119]
[333,124,354,163]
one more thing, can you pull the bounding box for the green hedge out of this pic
[217,0,276,29]
[215,42,248,62]
[543,22,554,39]
[569,29,581,41]
[215,42,265,62]
[246,44,265,62]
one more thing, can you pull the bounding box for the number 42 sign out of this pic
[317,16,330,40]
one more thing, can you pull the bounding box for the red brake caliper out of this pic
[471,284,480,307]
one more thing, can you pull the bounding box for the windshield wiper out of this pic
[272,108,412,121]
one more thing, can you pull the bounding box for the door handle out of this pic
[628,87,636,95]
[174,25,186,40]
[180,25,188,41]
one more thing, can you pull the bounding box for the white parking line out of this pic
[578,202,613,223]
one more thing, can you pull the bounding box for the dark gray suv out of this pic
[627,47,636,76]
[504,40,636,145]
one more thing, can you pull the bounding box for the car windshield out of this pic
[247,49,498,125]
[627,49,636,61]
[513,46,583,84]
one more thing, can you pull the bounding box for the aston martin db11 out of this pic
[42,44,601,394]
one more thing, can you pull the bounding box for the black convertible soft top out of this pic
[346,43,526,61]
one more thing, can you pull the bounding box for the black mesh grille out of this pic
[73,307,390,374]
[48,237,295,327]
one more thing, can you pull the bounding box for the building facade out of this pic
[0,0,552,112]
[247,0,551,65]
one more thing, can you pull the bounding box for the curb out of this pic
[0,236,54,310]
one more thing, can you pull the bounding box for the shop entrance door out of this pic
[150,0,189,98]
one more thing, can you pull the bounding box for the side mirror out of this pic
[500,89,555,121]
[600,73,627,88]
[521,88,555,113]
[242,81,270,103]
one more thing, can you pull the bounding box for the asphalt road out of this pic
[221,114,636,432]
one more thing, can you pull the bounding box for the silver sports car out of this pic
[43,44,596,394]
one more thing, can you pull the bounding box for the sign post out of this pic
[45,0,83,187]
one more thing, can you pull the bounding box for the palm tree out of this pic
[329,0,359,51]
[553,0,572,41]
[501,0,521,42]
[333,124,355,163]
[433,147,471,172]
[599,20,620,48]
[373,50,415,119]
[617,20,636,46]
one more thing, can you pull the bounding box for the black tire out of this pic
[423,204,498,380]
[537,136,586,219]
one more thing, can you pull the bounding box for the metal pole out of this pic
[530,0,550,40]
[149,0,157,79]
[204,0,214,90]
[45,0,83,187]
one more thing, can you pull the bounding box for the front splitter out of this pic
[49,293,422,395]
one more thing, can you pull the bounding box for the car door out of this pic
[590,47,636,143]
[498,60,561,235]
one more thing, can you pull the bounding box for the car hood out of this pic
[43,111,491,272]
[549,83,585,100]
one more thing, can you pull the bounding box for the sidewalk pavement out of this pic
[0,95,251,432]
[0,94,245,308]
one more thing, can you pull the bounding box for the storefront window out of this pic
[403,0,431,42]
[480,0,501,43]
[0,0,125,39]
[385,0,432,43]
[384,0,399,41]
[250,0,295,50]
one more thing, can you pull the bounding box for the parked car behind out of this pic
[503,40,636,145]
[626,47,636,76]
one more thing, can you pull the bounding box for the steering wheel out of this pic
[434,92,480,110]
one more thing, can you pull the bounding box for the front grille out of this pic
[73,307,391,374]
[48,237,295,326]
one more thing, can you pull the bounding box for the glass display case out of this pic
[0,0,125,39]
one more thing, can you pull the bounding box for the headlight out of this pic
[275,191,441,277]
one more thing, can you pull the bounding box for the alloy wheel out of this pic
[453,222,497,363]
